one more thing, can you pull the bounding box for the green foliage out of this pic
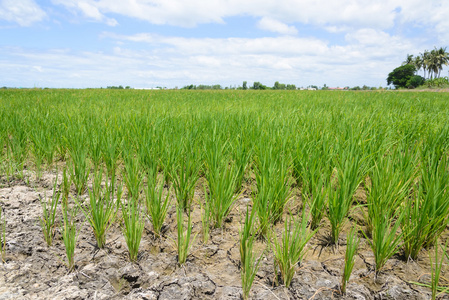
[240,207,263,300]
[61,202,81,272]
[39,179,60,247]
[341,226,359,294]
[176,206,196,266]
[387,64,416,88]
[406,75,425,88]
[77,171,119,248]
[270,209,316,287]
[120,196,145,262]
[145,172,170,237]
[425,76,449,88]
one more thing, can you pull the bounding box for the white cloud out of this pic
[1,28,426,89]
[0,0,46,26]
[257,17,297,35]
[50,0,449,43]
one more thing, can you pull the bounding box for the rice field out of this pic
[1,88,449,299]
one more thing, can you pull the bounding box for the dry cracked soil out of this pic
[0,170,446,300]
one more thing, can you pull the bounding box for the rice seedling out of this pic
[123,152,143,200]
[0,207,6,262]
[254,139,292,237]
[270,209,316,287]
[307,175,328,230]
[204,145,240,229]
[39,179,60,247]
[430,241,446,300]
[101,129,122,196]
[176,206,196,266]
[171,140,200,211]
[327,143,364,246]
[341,226,359,294]
[120,195,145,262]
[65,127,90,195]
[61,167,71,206]
[365,199,403,277]
[76,170,117,248]
[402,146,449,260]
[61,202,81,272]
[145,171,170,237]
[240,206,263,300]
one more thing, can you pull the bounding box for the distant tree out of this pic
[273,81,286,90]
[243,81,247,90]
[322,84,329,90]
[286,84,296,90]
[406,75,425,88]
[387,64,416,88]
[252,82,268,90]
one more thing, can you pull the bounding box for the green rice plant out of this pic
[65,127,90,195]
[176,206,196,266]
[270,209,316,288]
[410,242,449,298]
[341,226,359,294]
[171,141,200,211]
[401,142,449,260]
[39,180,60,246]
[327,144,364,246]
[61,167,71,206]
[307,175,328,230]
[240,206,263,300]
[76,170,117,248]
[254,139,292,237]
[123,152,143,200]
[420,146,449,248]
[430,241,446,300]
[61,203,80,272]
[366,150,415,236]
[0,208,6,262]
[6,115,28,177]
[231,134,252,193]
[365,201,403,277]
[120,196,145,262]
[145,172,170,237]
[101,128,122,196]
[204,156,240,229]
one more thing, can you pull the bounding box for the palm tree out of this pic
[402,54,414,66]
[435,47,449,78]
[421,50,431,80]
[413,55,423,76]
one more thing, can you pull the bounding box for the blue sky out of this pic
[0,0,448,88]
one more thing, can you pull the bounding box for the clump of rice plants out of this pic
[145,171,170,238]
[66,127,90,195]
[120,195,145,262]
[327,143,365,246]
[171,139,201,211]
[39,179,60,247]
[240,207,263,300]
[341,226,359,294]
[61,202,81,272]
[176,206,196,266]
[254,138,292,238]
[270,209,316,288]
[76,170,119,248]
[402,142,449,260]
[123,153,143,200]
[204,140,240,229]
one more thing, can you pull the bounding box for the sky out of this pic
[0,0,448,89]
